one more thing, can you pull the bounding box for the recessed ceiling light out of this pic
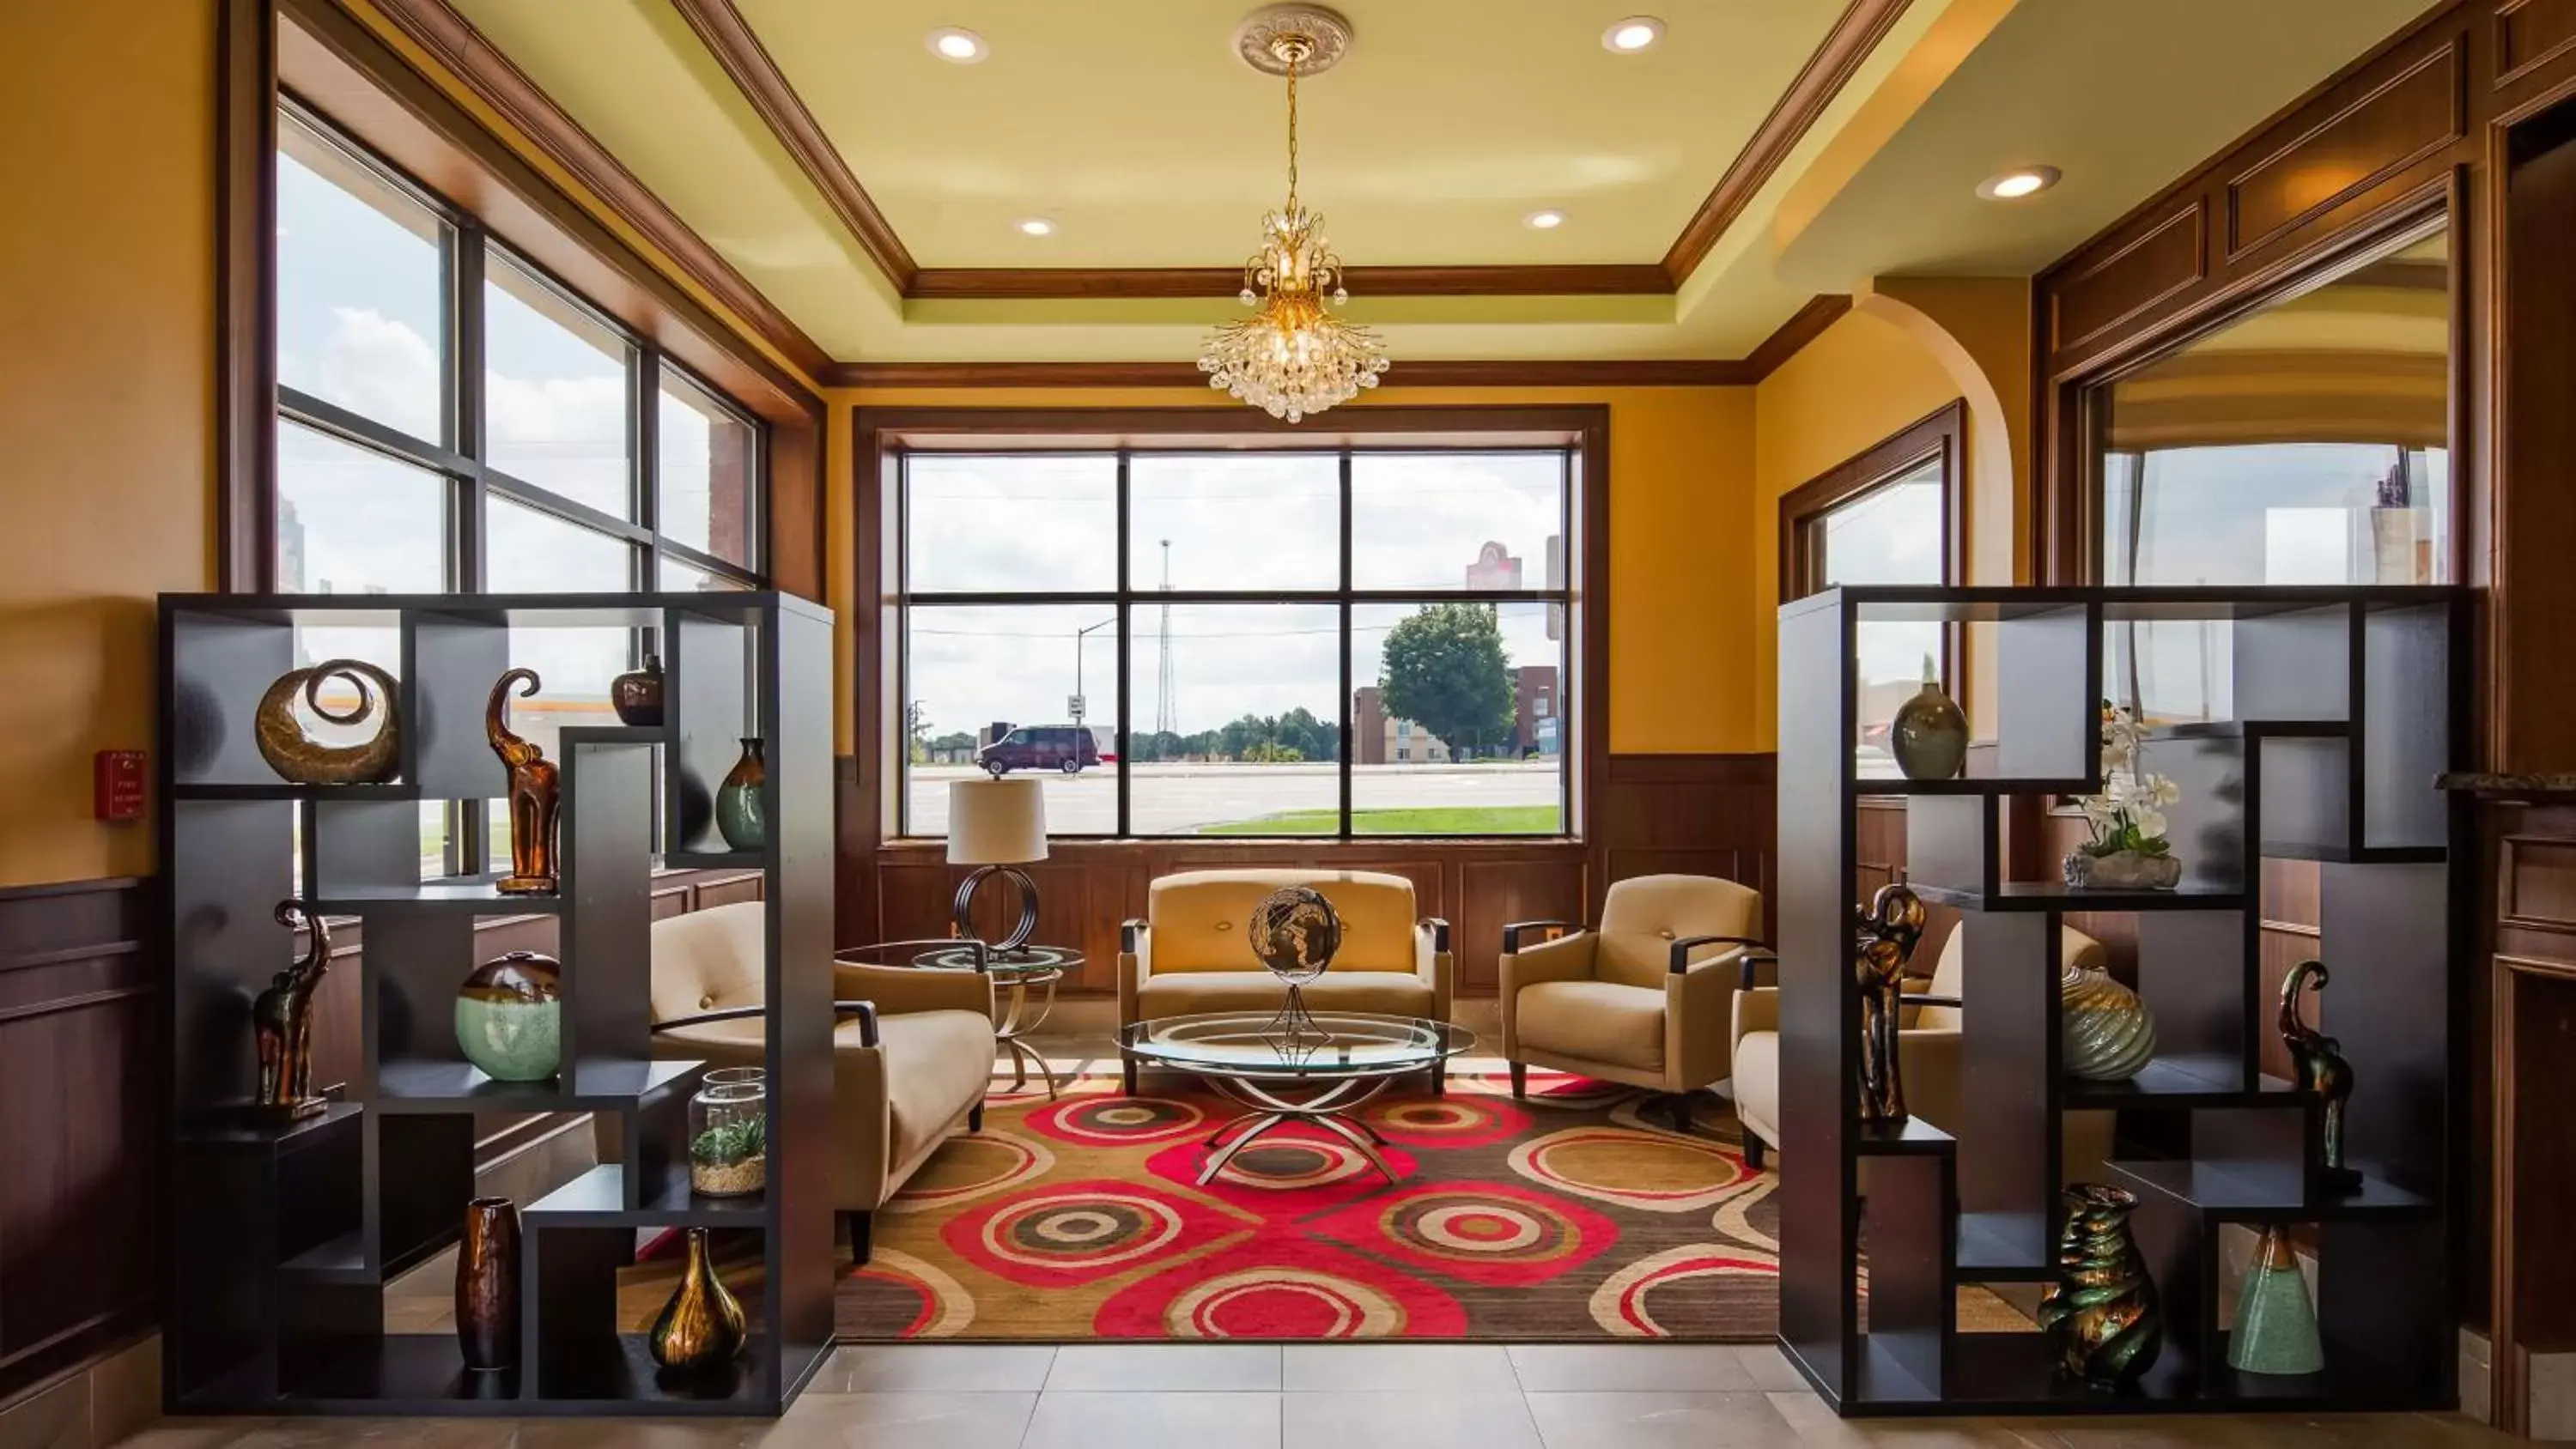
[1603,16,1665,52]
[1016,217,1054,237]
[1977,166,2062,201]
[1525,209,1565,230]
[927,27,987,63]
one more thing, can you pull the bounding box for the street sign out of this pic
[1067,694,1086,720]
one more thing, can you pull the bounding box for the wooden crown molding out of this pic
[1662,0,1916,281]
[665,0,920,292]
[819,294,1850,389]
[356,0,835,379]
[673,0,1913,301]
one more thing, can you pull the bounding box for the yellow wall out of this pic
[826,385,1763,762]
[1749,309,1964,749]
[0,0,217,888]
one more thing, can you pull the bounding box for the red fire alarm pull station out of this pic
[94,749,145,822]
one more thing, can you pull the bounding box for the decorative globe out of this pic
[1248,886,1341,985]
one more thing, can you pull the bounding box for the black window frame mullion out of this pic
[1115,451,1133,840]
[453,220,487,876]
[1560,446,1575,836]
[894,448,913,838]
[635,349,659,594]
[1338,449,1353,840]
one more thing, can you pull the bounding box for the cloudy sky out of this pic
[901,451,1566,743]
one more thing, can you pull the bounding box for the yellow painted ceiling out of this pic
[733,0,1844,268]
[432,0,2442,365]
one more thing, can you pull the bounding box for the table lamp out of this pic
[948,775,1048,954]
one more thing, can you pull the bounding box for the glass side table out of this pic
[904,942,1079,1100]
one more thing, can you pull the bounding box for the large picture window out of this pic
[897,447,1576,838]
[274,101,765,871]
[1780,403,1963,777]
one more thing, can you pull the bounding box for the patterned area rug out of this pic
[834,1068,1780,1342]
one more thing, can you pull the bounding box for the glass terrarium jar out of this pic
[688,1068,766,1197]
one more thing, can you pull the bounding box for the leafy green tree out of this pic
[905,701,933,766]
[1242,740,1303,763]
[1380,603,1515,760]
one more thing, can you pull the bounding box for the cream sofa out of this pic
[1731,921,2113,1179]
[647,903,997,1263]
[1498,874,1767,1132]
[1117,869,1453,1094]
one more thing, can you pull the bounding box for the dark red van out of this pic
[976,724,1102,776]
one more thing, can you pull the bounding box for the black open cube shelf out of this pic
[161,592,838,1417]
[1774,586,2465,1417]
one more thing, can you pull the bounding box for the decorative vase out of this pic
[648,1228,748,1374]
[715,738,767,852]
[455,951,562,1082]
[2063,848,2182,891]
[455,1197,519,1371]
[2038,1183,2163,1387]
[1889,665,1968,781]
[2227,1224,2324,1375]
[255,658,401,785]
[689,1069,767,1197]
[486,668,560,895]
[611,653,665,726]
[2062,962,2158,1081]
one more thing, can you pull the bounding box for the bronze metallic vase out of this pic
[2038,1184,2163,1387]
[611,653,665,726]
[648,1228,747,1375]
[485,668,561,895]
[455,1197,520,1371]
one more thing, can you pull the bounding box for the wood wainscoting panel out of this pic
[0,879,156,1401]
[2501,833,2576,933]
[2226,41,2466,259]
[854,753,1779,998]
[2497,0,2576,88]
[2050,202,2208,357]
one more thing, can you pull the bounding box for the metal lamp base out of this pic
[953,864,1040,954]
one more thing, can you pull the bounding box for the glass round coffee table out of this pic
[899,943,1080,1100]
[1118,1011,1475,1187]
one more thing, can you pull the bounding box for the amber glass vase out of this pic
[455,1197,520,1371]
[648,1228,748,1373]
[715,738,767,852]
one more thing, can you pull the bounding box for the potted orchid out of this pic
[2065,700,2184,890]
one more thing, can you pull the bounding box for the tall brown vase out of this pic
[648,1227,748,1374]
[455,1197,520,1371]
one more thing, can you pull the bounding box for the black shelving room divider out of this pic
[1776,585,2467,1417]
[159,591,835,1416]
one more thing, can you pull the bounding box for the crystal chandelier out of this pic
[1199,9,1388,422]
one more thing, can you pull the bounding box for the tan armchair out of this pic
[1498,874,1767,1132]
[1730,922,2111,1176]
[647,903,997,1263]
[1117,869,1454,1094]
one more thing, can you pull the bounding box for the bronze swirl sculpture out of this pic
[1854,879,1929,1125]
[253,900,331,1121]
[2038,1183,2163,1386]
[486,669,561,896]
[2279,959,2361,1191]
[254,659,400,785]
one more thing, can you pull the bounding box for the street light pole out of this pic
[1073,617,1115,720]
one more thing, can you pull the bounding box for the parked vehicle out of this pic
[977,724,1102,776]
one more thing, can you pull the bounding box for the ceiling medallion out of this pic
[1198,3,1388,423]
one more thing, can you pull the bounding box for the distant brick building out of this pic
[1510,664,1559,755]
[1352,685,1453,765]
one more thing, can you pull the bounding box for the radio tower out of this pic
[1153,538,1177,739]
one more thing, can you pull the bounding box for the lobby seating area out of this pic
[11,0,2576,1444]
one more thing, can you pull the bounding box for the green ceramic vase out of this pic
[2227,1226,2324,1375]
[455,951,561,1082]
[715,737,766,852]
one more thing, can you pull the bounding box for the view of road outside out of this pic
[902,450,1568,836]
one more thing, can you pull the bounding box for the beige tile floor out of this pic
[87,1343,2522,1449]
